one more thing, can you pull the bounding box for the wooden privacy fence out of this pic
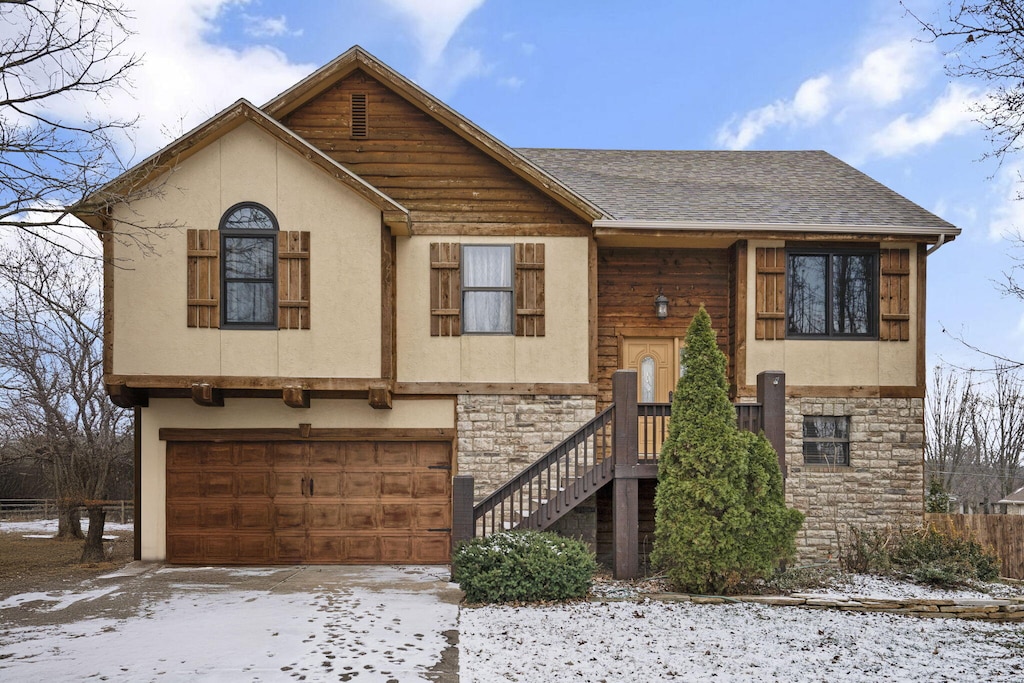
[925,513,1024,580]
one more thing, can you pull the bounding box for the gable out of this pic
[281,70,590,236]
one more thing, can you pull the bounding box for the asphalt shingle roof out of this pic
[516,148,955,229]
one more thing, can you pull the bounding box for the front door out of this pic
[622,338,676,403]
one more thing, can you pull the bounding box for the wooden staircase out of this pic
[451,369,785,579]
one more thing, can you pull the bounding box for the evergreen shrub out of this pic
[651,306,803,594]
[451,530,596,603]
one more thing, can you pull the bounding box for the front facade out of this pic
[76,47,958,566]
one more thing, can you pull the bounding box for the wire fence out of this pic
[0,499,134,524]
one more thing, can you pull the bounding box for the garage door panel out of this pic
[167,503,201,528]
[414,536,452,564]
[237,472,271,497]
[237,503,273,529]
[415,442,451,468]
[203,471,235,497]
[237,534,273,562]
[201,504,234,528]
[343,504,378,530]
[414,472,450,498]
[308,503,341,528]
[415,504,449,530]
[381,535,412,562]
[308,473,341,497]
[167,471,201,496]
[167,439,452,565]
[381,473,412,496]
[382,504,412,529]
[346,536,380,562]
[275,503,306,529]
[308,535,344,562]
[236,443,272,467]
[342,471,380,497]
[310,443,343,466]
[344,442,377,467]
[274,442,307,465]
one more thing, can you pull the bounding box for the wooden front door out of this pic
[622,338,676,403]
[623,338,678,457]
[166,439,452,565]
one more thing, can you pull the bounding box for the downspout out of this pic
[925,233,948,256]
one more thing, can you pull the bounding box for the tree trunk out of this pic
[80,506,107,563]
[56,503,84,539]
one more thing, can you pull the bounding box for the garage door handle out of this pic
[302,477,307,497]
[427,528,451,533]
[309,477,314,496]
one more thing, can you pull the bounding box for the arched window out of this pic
[220,202,278,328]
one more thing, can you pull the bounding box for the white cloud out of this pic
[717,75,831,150]
[47,1,317,159]
[716,37,947,153]
[867,83,978,158]
[380,0,487,94]
[242,14,302,38]
[848,42,929,106]
[988,161,1024,240]
[381,0,484,66]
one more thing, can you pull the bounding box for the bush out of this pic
[925,478,952,513]
[451,530,597,603]
[651,306,802,594]
[841,524,1000,587]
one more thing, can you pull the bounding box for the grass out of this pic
[0,528,134,599]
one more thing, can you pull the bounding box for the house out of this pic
[998,485,1024,515]
[73,46,959,571]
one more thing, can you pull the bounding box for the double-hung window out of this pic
[220,202,278,328]
[803,416,851,466]
[462,245,513,334]
[787,249,877,338]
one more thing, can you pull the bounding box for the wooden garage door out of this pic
[166,440,452,564]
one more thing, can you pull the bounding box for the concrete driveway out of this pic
[0,563,462,682]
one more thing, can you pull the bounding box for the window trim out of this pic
[460,244,514,335]
[786,246,878,340]
[219,201,279,330]
[802,415,851,467]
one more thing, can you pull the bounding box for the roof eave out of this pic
[71,98,409,231]
[593,219,961,241]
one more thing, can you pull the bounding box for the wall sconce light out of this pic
[654,290,669,320]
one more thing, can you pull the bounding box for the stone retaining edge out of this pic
[594,593,1024,621]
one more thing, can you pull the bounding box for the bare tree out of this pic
[925,364,979,492]
[973,365,1024,500]
[0,232,131,561]
[0,0,145,248]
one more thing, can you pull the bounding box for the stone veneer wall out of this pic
[785,396,925,562]
[456,394,597,501]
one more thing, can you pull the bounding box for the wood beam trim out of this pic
[107,383,149,408]
[785,385,925,399]
[159,427,456,442]
[733,240,748,395]
[368,382,393,410]
[191,383,224,407]
[588,237,598,385]
[282,386,310,408]
[395,382,598,396]
[381,225,396,381]
[106,375,382,391]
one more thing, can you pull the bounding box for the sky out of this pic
[47,0,1024,372]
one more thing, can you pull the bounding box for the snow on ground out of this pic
[808,572,1024,601]
[459,598,1024,682]
[0,565,459,682]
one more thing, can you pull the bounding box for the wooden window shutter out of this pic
[279,231,311,330]
[879,248,911,341]
[755,247,785,340]
[515,243,545,336]
[186,228,219,328]
[430,242,460,336]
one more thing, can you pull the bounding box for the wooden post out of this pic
[757,371,787,482]
[612,370,639,579]
[452,475,475,551]
[133,406,142,561]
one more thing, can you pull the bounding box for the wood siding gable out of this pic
[281,71,591,237]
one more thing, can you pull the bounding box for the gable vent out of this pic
[351,93,367,138]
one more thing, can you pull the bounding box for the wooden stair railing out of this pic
[472,405,614,537]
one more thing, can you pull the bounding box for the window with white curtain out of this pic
[462,245,513,334]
